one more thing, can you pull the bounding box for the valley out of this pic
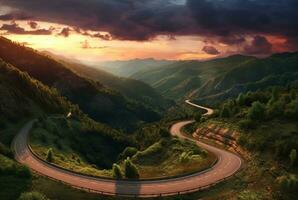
[0,37,297,200]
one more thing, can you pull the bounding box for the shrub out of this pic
[285,99,298,119]
[277,175,298,192]
[18,191,48,200]
[16,165,32,178]
[124,157,139,179]
[159,128,171,138]
[290,149,297,167]
[238,119,256,130]
[119,147,138,160]
[220,105,231,118]
[194,113,202,122]
[0,142,13,158]
[46,148,53,162]
[237,190,263,200]
[112,163,123,179]
[237,93,246,106]
[179,152,191,163]
[248,101,266,120]
[266,100,284,119]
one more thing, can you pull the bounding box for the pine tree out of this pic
[124,157,139,179]
[46,148,53,162]
[248,101,266,120]
[112,163,123,179]
[290,149,297,167]
[220,105,230,118]
[237,93,245,106]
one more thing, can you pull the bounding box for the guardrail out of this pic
[31,167,241,198]
[16,120,243,198]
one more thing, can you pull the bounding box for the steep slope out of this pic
[42,54,173,112]
[0,37,160,131]
[0,59,131,164]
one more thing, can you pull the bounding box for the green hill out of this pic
[44,55,173,113]
[98,58,173,77]
[131,54,298,104]
[0,37,161,131]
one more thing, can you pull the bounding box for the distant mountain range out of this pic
[124,54,298,104]
[97,58,174,77]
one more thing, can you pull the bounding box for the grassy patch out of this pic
[130,138,216,179]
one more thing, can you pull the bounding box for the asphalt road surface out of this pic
[13,101,242,197]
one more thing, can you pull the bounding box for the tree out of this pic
[16,165,32,178]
[220,105,231,118]
[285,99,298,119]
[248,101,266,120]
[266,100,284,119]
[290,90,296,100]
[194,113,202,122]
[237,93,245,106]
[160,128,171,138]
[290,149,297,167]
[46,148,53,162]
[112,163,123,179]
[124,157,139,179]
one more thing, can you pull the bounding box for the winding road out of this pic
[13,100,242,197]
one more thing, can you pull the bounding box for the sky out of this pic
[0,0,297,63]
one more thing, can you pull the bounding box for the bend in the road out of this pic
[13,100,242,197]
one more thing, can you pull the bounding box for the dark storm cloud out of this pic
[0,0,298,50]
[0,12,32,21]
[0,22,52,35]
[243,36,272,56]
[202,46,220,55]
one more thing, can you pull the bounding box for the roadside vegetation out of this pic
[29,115,215,179]
[183,84,298,199]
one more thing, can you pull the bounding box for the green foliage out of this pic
[277,175,298,193]
[16,165,32,178]
[248,101,266,120]
[112,164,123,179]
[178,152,196,164]
[289,149,297,167]
[18,192,48,200]
[0,154,31,178]
[220,105,231,118]
[238,119,256,130]
[0,142,13,158]
[46,148,53,163]
[118,147,138,160]
[159,128,171,138]
[266,100,285,119]
[32,117,132,170]
[285,99,298,119]
[124,157,139,179]
[194,113,202,122]
[237,93,246,106]
[237,190,263,200]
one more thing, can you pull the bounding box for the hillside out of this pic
[42,54,173,112]
[0,60,132,199]
[184,85,298,199]
[0,37,161,131]
[97,58,173,77]
[131,54,298,104]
